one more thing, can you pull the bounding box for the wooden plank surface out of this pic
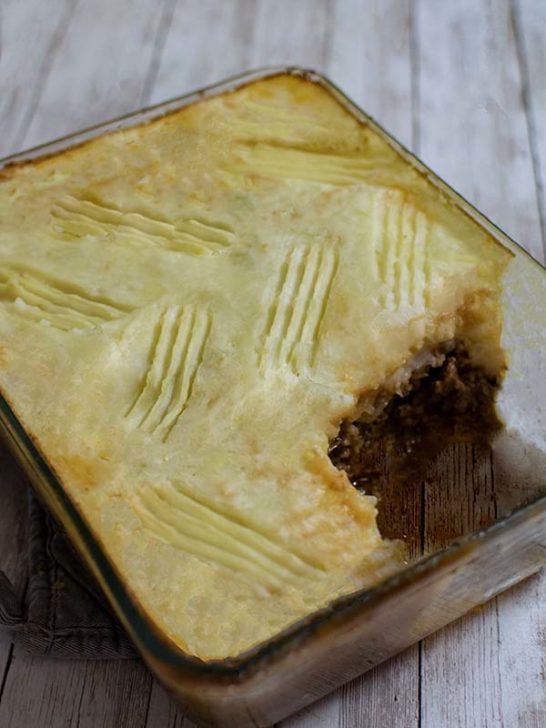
[417,0,543,261]
[0,1,544,727]
[500,8,546,725]
[417,4,546,727]
[513,0,546,257]
[147,0,252,106]
[0,0,77,157]
[0,654,152,728]
[19,0,171,151]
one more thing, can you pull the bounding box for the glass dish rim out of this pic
[1,65,545,679]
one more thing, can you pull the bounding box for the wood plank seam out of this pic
[409,0,421,155]
[139,0,178,106]
[320,0,336,69]
[418,482,426,728]
[142,680,155,726]
[510,0,546,259]
[72,672,87,727]
[11,0,80,151]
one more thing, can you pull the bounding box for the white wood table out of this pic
[0,1,544,726]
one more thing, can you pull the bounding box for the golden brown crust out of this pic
[0,73,510,659]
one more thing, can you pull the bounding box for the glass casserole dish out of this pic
[0,67,544,727]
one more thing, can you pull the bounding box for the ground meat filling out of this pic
[329,345,503,493]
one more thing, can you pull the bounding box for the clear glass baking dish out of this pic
[0,67,544,728]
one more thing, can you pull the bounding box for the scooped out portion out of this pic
[0,73,511,659]
[330,342,504,492]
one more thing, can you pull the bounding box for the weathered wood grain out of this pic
[145,681,193,728]
[421,446,504,728]
[500,6,546,727]
[139,0,179,107]
[0,0,77,157]
[17,0,172,153]
[416,0,543,261]
[512,0,546,258]
[0,1,544,727]
[502,9,545,724]
[328,0,415,148]
[417,2,545,727]
[147,0,255,106]
[0,653,152,728]
[248,0,331,72]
